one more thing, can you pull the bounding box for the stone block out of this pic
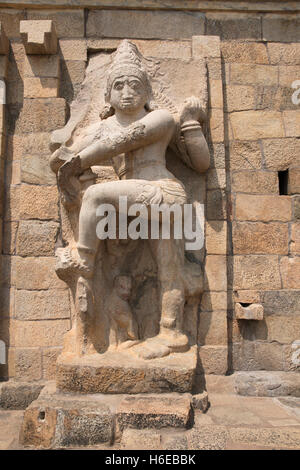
[230,64,278,86]
[209,108,224,143]
[209,143,225,169]
[20,20,57,55]
[279,65,300,87]
[206,12,261,40]
[263,138,300,170]
[229,141,262,170]
[231,170,278,194]
[233,255,281,290]
[288,168,300,195]
[0,381,44,410]
[15,289,70,321]
[235,303,264,321]
[0,9,26,39]
[235,194,292,221]
[24,77,58,98]
[204,255,227,291]
[0,55,8,80]
[291,222,300,253]
[226,85,255,112]
[56,347,197,394]
[262,290,300,317]
[5,161,20,185]
[59,39,87,61]
[283,110,300,137]
[42,348,62,380]
[4,186,20,221]
[14,348,42,381]
[231,111,284,140]
[280,256,300,289]
[14,319,70,348]
[16,220,59,256]
[262,14,300,43]
[207,58,222,80]
[198,310,228,345]
[294,195,300,219]
[116,394,192,430]
[0,22,9,55]
[268,43,300,65]
[199,345,228,375]
[21,154,56,185]
[232,221,289,254]
[232,340,285,371]
[221,41,268,64]
[15,257,66,290]
[255,85,299,112]
[266,315,300,344]
[192,391,209,412]
[61,60,85,85]
[24,54,60,78]
[121,429,162,450]
[209,79,223,109]
[234,290,260,304]
[27,9,84,38]
[15,98,66,133]
[192,35,220,58]
[229,426,300,449]
[207,169,226,190]
[87,10,205,40]
[19,185,59,221]
[201,291,227,311]
[207,190,227,220]
[235,371,300,397]
[206,221,227,255]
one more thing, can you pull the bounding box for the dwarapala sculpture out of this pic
[50,40,209,364]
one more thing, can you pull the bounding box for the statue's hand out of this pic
[50,145,75,174]
[180,96,206,125]
[58,155,82,209]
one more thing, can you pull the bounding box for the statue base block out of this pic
[20,382,196,448]
[56,346,197,394]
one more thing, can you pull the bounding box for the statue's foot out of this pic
[158,327,189,353]
[55,246,93,281]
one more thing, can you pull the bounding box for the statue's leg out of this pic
[149,237,189,353]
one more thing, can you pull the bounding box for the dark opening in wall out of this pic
[278,170,289,195]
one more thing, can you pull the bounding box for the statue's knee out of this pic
[82,185,102,207]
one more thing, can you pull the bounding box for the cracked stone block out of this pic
[20,20,57,55]
[235,302,264,320]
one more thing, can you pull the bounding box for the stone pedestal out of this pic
[56,346,198,394]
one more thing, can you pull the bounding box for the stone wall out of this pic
[0,2,299,382]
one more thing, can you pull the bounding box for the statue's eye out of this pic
[114,82,124,90]
[129,81,141,90]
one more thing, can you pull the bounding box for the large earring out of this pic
[99,104,115,120]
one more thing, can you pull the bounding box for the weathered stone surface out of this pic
[192,391,209,412]
[116,394,192,430]
[206,12,261,40]
[14,320,70,348]
[21,154,56,185]
[87,10,205,39]
[233,255,281,290]
[231,171,278,194]
[230,64,278,86]
[0,381,44,410]
[198,310,227,345]
[192,35,220,58]
[262,138,300,170]
[0,55,7,80]
[204,255,227,291]
[263,14,300,43]
[231,111,284,140]
[279,65,300,87]
[24,54,60,78]
[291,223,300,254]
[207,190,227,220]
[15,289,70,321]
[201,291,227,311]
[16,220,59,256]
[16,257,66,290]
[20,390,113,448]
[20,20,57,55]
[27,9,85,38]
[24,77,58,98]
[229,140,262,170]
[121,429,162,450]
[59,39,87,61]
[56,348,197,394]
[294,195,300,219]
[235,303,264,321]
[226,85,255,112]
[235,194,292,221]
[288,168,300,195]
[232,222,288,254]
[0,9,26,38]
[262,290,300,317]
[221,41,268,64]
[266,316,300,344]
[199,346,227,375]
[234,290,260,304]
[209,108,224,142]
[15,98,66,133]
[42,348,62,380]
[206,221,227,255]
[0,22,9,55]
[283,110,300,137]
[19,185,59,220]
[14,348,42,381]
[280,257,300,289]
[235,371,300,397]
[188,424,228,450]
[207,169,226,190]
[232,341,286,371]
[229,426,300,449]
[209,79,223,109]
[268,43,300,65]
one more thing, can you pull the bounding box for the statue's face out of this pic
[109,75,148,114]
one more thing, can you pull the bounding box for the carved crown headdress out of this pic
[105,40,151,101]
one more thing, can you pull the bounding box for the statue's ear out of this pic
[100,104,115,120]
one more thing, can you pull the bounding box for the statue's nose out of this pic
[122,83,133,98]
